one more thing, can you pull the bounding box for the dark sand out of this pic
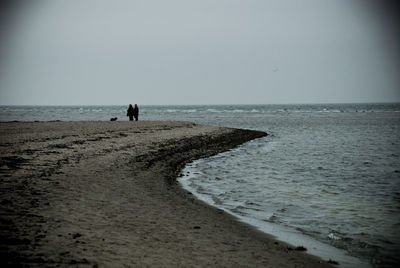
[0,121,333,267]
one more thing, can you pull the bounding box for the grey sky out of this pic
[0,0,399,105]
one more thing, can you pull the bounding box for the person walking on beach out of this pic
[127,104,134,121]
[133,104,139,121]
[127,104,139,121]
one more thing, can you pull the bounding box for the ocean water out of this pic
[1,104,399,267]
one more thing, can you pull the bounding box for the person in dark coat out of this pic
[133,104,139,121]
[127,104,134,121]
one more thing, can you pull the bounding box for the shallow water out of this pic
[179,104,400,267]
[1,103,399,267]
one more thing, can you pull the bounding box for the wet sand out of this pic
[0,121,333,267]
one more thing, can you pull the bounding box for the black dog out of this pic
[110,117,118,121]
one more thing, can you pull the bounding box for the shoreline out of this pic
[1,121,333,267]
[180,161,369,268]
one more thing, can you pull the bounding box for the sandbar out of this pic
[0,121,333,267]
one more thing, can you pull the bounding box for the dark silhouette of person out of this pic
[133,104,139,121]
[127,104,134,121]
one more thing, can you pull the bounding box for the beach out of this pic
[1,121,333,267]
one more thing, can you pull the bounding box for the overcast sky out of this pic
[0,0,399,105]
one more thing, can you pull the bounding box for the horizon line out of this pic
[0,101,400,107]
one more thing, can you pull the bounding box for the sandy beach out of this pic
[0,121,333,267]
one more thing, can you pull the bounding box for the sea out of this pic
[1,103,399,267]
